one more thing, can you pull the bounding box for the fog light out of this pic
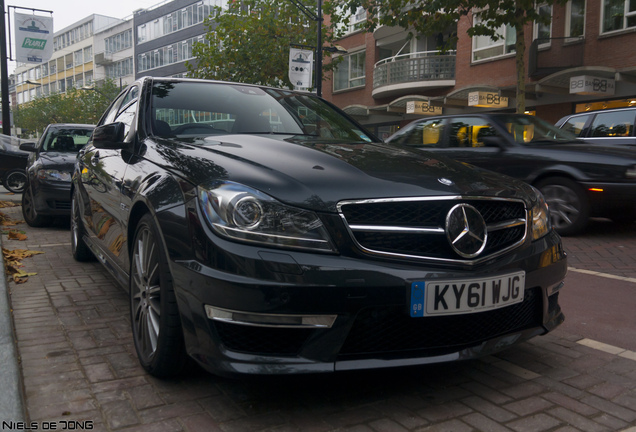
[205,306,337,328]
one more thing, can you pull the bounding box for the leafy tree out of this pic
[186,0,339,89]
[326,0,567,113]
[14,79,120,136]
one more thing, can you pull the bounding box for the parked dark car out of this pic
[20,123,95,227]
[71,77,566,378]
[385,113,636,235]
[0,135,28,194]
[555,107,636,146]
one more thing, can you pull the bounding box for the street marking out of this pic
[577,338,636,361]
[491,359,541,380]
[568,267,636,284]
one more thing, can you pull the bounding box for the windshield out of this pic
[150,81,376,143]
[42,127,94,152]
[491,114,579,144]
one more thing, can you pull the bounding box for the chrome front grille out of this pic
[337,196,528,263]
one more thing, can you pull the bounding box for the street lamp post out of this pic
[288,0,324,97]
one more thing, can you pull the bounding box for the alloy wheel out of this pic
[130,225,162,361]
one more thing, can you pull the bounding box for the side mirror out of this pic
[481,136,506,149]
[92,122,126,149]
[19,142,37,152]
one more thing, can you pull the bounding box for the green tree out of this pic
[14,79,120,136]
[326,0,566,113]
[186,0,338,89]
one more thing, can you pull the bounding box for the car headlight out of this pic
[626,165,636,179]
[37,169,72,182]
[531,187,552,240]
[198,181,336,252]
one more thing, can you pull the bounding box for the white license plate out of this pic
[410,271,525,317]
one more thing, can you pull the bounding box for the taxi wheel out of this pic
[536,177,589,236]
[130,214,187,378]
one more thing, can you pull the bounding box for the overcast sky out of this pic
[8,0,160,72]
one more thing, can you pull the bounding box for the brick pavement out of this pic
[2,203,636,432]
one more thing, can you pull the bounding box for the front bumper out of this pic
[32,180,72,216]
[161,205,567,376]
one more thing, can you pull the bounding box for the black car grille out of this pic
[47,200,71,210]
[339,197,527,262]
[338,287,542,357]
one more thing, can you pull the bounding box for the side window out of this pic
[114,101,138,139]
[398,119,445,147]
[101,86,139,126]
[101,93,127,125]
[448,117,498,148]
[561,114,590,137]
[590,111,635,137]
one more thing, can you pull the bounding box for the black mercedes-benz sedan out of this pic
[71,77,566,378]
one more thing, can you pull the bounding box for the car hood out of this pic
[147,135,536,213]
[39,152,78,171]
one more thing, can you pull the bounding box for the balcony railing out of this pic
[528,37,584,77]
[373,50,456,89]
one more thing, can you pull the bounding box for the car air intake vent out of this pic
[338,287,541,356]
[338,196,527,263]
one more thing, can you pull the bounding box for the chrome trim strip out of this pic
[486,218,526,232]
[205,305,337,328]
[348,225,445,234]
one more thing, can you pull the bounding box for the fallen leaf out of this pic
[2,247,44,283]
[7,230,27,241]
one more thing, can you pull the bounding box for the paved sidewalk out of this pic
[1,202,636,431]
[0,190,25,425]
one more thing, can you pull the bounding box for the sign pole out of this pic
[1,0,11,135]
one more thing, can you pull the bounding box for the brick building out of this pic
[322,0,636,139]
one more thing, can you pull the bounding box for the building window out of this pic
[74,50,83,66]
[105,30,133,54]
[566,0,586,37]
[534,4,552,41]
[472,14,516,62]
[333,51,366,91]
[136,36,201,73]
[136,0,224,46]
[602,0,636,32]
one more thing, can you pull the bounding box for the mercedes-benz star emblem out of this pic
[445,204,487,258]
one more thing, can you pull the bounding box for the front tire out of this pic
[21,183,50,227]
[3,169,27,193]
[536,177,589,236]
[130,214,187,378]
[71,189,95,262]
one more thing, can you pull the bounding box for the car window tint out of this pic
[115,101,137,139]
[561,115,590,137]
[590,111,635,137]
[43,128,94,152]
[448,117,498,147]
[150,82,375,143]
[102,92,128,126]
[395,119,444,147]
